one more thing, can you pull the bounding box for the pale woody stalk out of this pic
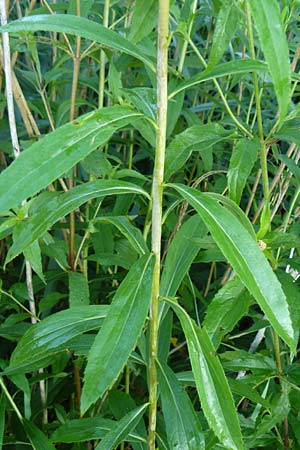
[0,0,47,423]
[149,0,170,448]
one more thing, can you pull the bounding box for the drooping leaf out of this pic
[161,215,207,297]
[94,216,148,256]
[248,0,291,121]
[0,106,144,215]
[165,298,243,450]
[6,180,149,263]
[7,306,109,373]
[169,59,267,99]
[128,0,158,43]
[228,138,260,204]
[0,15,155,70]
[81,254,154,414]
[168,184,296,351]
[109,390,147,450]
[208,0,240,68]
[164,124,232,180]
[23,239,45,283]
[203,278,253,348]
[69,272,90,307]
[51,417,146,445]
[157,360,205,450]
[23,419,56,450]
[95,404,148,450]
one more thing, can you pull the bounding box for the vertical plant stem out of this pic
[0,0,47,423]
[69,0,81,272]
[149,1,169,448]
[177,0,197,73]
[246,2,270,232]
[98,0,110,108]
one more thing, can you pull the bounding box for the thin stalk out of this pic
[98,0,110,108]
[177,0,197,73]
[0,1,47,422]
[149,1,169,448]
[0,377,23,422]
[187,37,253,138]
[246,3,270,233]
[69,0,81,272]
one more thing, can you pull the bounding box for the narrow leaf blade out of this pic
[169,184,295,350]
[81,254,154,413]
[249,0,291,120]
[165,299,243,450]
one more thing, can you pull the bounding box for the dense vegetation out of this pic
[0,0,299,449]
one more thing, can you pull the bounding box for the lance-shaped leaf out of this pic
[81,254,154,414]
[165,124,232,180]
[228,138,260,205]
[157,360,205,450]
[6,180,149,263]
[248,0,291,121]
[23,419,58,450]
[0,15,155,71]
[168,184,295,351]
[208,0,240,68]
[165,298,243,450]
[169,59,267,99]
[95,404,148,450]
[51,417,146,445]
[0,106,143,215]
[7,306,109,374]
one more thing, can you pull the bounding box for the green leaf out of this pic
[157,360,205,450]
[128,0,158,43]
[0,106,143,215]
[6,180,149,263]
[94,216,148,256]
[164,124,232,180]
[165,298,243,450]
[228,138,260,204]
[169,59,267,99]
[23,419,56,450]
[23,240,45,283]
[203,278,252,348]
[95,404,148,450]
[161,215,207,297]
[51,417,146,444]
[7,306,108,373]
[248,0,291,121]
[221,350,276,372]
[0,15,155,71]
[81,254,154,413]
[168,184,295,351]
[69,272,90,307]
[208,0,240,68]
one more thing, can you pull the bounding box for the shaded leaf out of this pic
[69,272,90,307]
[228,138,260,204]
[23,419,56,450]
[7,306,108,373]
[165,124,232,180]
[81,254,154,413]
[95,404,148,450]
[128,0,158,43]
[6,180,149,263]
[165,298,243,450]
[157,360,205,450]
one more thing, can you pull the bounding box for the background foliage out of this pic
[0,0,300,449]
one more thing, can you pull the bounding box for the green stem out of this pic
[187,38,253,138]
[177,0,198,73]
[148,1,169,448]
[0,377,23,422]
[98,0,110,108]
